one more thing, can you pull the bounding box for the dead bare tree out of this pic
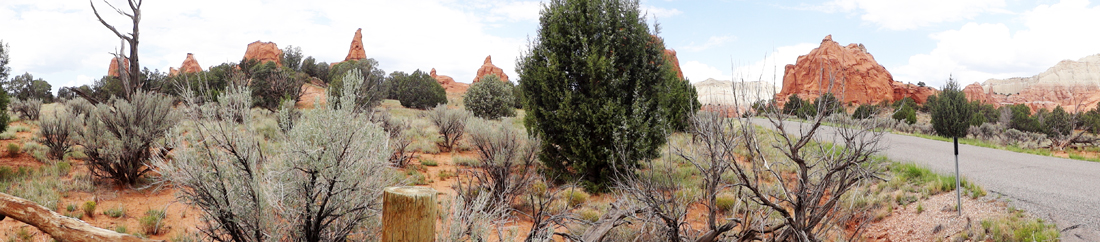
[91,0,143,99]
[733,72,886,241]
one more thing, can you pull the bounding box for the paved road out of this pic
[754,119,1100,241]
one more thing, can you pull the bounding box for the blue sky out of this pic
[3,0,1100,94]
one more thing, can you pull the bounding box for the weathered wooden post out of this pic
[382,186,437,242]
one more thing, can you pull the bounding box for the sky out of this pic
[3,0,1100,95]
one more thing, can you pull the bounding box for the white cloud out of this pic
[731,43,818,86]
[893,0,1100,87]
[680,35,736,52]
[828,0,1007,30]
[681,61,727,82]
[0,0,537,93]
[642,6,682,19]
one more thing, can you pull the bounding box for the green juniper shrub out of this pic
[386,70,447,110]
[814,92,844,117]
[517,0,682,190]
[659,73,700,132]
[463,74,516,120]
[1008,104,1040,133]
[893,102,917,125]
[852,104,877,119]
[248,61,306,111]
[141,208,167,235]
[930,77,970,138]
[513,81,525,109]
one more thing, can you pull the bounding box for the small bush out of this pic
[38,108,78,160]
[577,207,601,222]
[716,193,737,212]
[852,104,877,119]
[463,74,516,120]
[77,91,180,185]
[453,156,480,167]
[427,105,469,151]
[893,103,917,125]
[82,200,97,218]
[56,161,71,176]
[438,169,456,180]
[9,98,42,121]
[104,206,126,218]
[420,159,438,166]
[386,70,447,109]
[115,225,129,234]
[141,208,167,235]
[564,188,589,207]
[0,131,15,140]
[66,203,76,212]
[6,143,18,157]
[11,125,29,132]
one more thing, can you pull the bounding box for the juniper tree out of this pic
[518,0,688,190]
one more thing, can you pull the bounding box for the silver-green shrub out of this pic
[9,98,41,121]
[462,118,539,209]
[463,74,515,120]
[75,91,179,185]
[37,107,77,160]
[428,104,470,151]
[155,69,399,242]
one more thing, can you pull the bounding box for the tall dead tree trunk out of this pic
[0,192,160,242]
[91,0,143,99]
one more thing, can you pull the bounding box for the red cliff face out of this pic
[242,41,283,66]
[776,35,935,105]
[472,55,510,83]
[170,53,203,76]
[107,57,129,77]
[345,28,366,62]
[664,49,684,80]
[432,68,469,93]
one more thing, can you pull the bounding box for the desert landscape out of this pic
[3,0,1100,241]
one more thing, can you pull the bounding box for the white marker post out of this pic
[954,137,961,216]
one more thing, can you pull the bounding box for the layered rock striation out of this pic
[776,35,935,105]
[973,54,1100,112]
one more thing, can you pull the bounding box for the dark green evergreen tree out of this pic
[517,0,685,190]
[930,78,970,138]
[386,70,446,110]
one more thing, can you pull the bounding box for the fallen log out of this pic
[0,192,161,242]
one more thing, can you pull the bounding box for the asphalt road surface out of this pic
[754,118,1100,241]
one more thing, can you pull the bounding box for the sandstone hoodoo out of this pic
[664,49,684,80]
[345,28,366,62]
[170,53,203,76]
[242,41,283,66]
[431,68,469,93]
[107,57,129,77]
[979,54,1100,112]
[776,35,935,105]
[472,55,510,83]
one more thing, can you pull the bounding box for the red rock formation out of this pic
[473,56,510,83]
[345,28,366,62]
[776,35,935,105]
[963,82,995,104]
[664,49,684,80]
[979,54,1100,113]
[432,68,469,93]
[242,41,283,66]
[107,57,129,77]
[170,53,203,76]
